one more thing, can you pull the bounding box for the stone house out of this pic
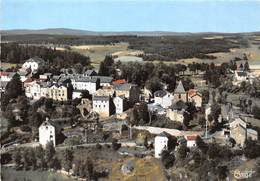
[154,90,174,108]
[185,135,198,148]
[174,81,187,103]
[21,57,46,72]
[39,118,59,147]
[113,96,127,114]
[92,95,113,118]
[166,109,185,123]
[114,83,140,103]
[188,89,202,108]
[154,132,169,158]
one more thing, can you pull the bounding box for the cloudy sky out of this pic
[2,0,260,32]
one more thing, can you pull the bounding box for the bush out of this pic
[96,143,102,150]
[20,125,31,132]
[64,136,81,146]
[161,150,175,169]
[112,139,121,151]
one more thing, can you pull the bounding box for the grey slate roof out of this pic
[25,56,45,64]
[84,70,97,76]
[114,83,134,91]
[93,76,113,83]
[154,90,167,97]
[93,95,110,101]
[75,76,98,83]
[174,81,186,94]
[237,71,247,77]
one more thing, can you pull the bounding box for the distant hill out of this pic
[1,28,201,36]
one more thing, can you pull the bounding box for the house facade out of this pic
[154,90,174,108]
[166,109,185,123]
[113,96,127,114]
[92,95,111,118]
[22,57,46,72]
[174,81,187,102]
[71,76,100,95]
[39,119,57,147]
[114,83,140,103]
[188,89,202,108]
[185,135,198,147]
[154,133,169,158]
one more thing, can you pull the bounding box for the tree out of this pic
[35,146,46,170]
[196,136,208,154]
[178,145,190,159]
[45,142,56,168]
[112,138,121,151]
[252,106,260,119]
[244,61,250,71]
[61,149,74,171]
[1,74,23,111]
[145,77,163,94]
[217,165,229,180]
[207,144,219,159]
[12,149,22,169]
[161,150,175,169]
[244,139,260,159]
[211,103,221,123]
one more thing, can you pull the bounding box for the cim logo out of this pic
[233,169,255,179]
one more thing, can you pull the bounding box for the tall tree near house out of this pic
[61,149,74,172]
[45,141,56,167]
[12,149,22,170]
[244,61,250,71]
[210,103,221,123]
[177,145,190,159]
[145,77,163,94]
[127,108,139,139]
[1,74,23,111]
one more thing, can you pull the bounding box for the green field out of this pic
[1,167,74,181]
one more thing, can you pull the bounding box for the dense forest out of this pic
[1,43,91,67]
[2,34,250,61]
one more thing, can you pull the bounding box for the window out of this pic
[179,94,181,99]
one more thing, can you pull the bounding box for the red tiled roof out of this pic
[24,78,34,83]
[112,79,126,85]
[0,72,9,76]
[188,89,201,98]
[186,135,198,141]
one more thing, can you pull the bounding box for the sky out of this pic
[2,0,260,32]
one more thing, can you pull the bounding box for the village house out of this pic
[185,135,198,147]
[92,95,112,118]
[229,117,258,146]
[153,90,174,108]
[39,73,52,80]
[84,70,97,76]
[188,89,202,108]
[174,81,187,103]
[154,132,169,158]
[147,103,166,115]
[71,76,100,95]
[77,98,92,117]
[234,70,248,82]
[21,57,46,72]
[95,86,115,97]
[48,84,70,101]
[39,118,58,147]
[113,96,127,114]
[93,76,113,87]
[166,109,186,123]
[114,83,140,103]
